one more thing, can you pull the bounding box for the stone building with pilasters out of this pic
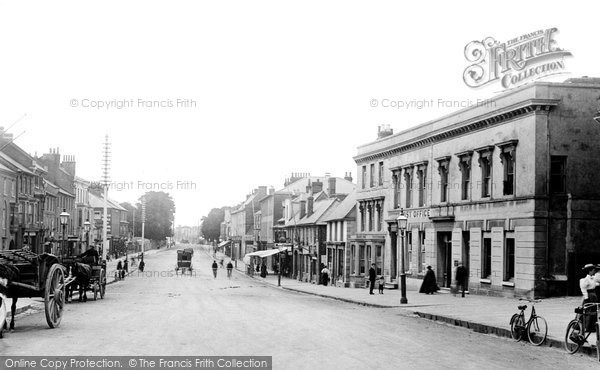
[354,78,600,298]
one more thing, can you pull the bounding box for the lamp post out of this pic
[59,209,70,259]
[83,219,91,250]
[397,211,408,304]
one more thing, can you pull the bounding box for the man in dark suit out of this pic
[369,263,377,295]
[455,261,468,298]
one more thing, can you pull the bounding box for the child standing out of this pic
[378,276,385,294]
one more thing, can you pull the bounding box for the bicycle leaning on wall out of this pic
[509,298,548,346]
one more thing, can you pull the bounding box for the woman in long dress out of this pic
[419,266,439,294]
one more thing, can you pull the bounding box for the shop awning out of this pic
[217,240,231,249]
[243,248,287,264]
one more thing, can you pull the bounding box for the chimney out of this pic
[328,177,336,196]
[306,179,312,194]
[257,186,267,196]
[307,196,314,216]
[62,154,76,176]
[312,180,323,194]
[300,200,306,218]
[269,187,275,195]
[344,171,353,183]
[377,124,394,139]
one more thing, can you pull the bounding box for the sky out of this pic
[0,1,598,226]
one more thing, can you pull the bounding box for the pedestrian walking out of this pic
[455,262,468,298]
[321,266,330,286]
[220,258,224,268]
[260,263,267,278]
[368,263,376,295]
[116,260,123,280]
[226,261,233,278]
[139,259,145,272]
[124,259,129,274]
[212,260,218,279]
[378,276,385,294]
[419,266,439,294]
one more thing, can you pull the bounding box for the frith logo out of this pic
[463,28,572,89]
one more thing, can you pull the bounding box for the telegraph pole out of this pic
[101,135,111,262]
[141,196,146,257]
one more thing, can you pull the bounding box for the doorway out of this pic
[437,232,452,288]
[462,231,470,289]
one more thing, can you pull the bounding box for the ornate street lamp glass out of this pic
[59,209,70,226]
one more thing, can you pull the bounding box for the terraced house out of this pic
[354,77,600,298]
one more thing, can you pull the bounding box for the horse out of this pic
[67,263,92,302]
[0,262,20,332]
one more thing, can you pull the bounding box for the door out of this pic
[437,232,452,288]
[462,231,470,289]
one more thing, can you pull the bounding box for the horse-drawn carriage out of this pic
[0,249,67,338]
[175,249,193,275]
[61,255,106,302]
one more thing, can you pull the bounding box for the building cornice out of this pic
[354,99,559,164]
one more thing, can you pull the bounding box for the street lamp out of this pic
[397,211,408,304]
[59,209,70,258]
[83,219,91,250]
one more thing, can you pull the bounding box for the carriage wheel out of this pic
[100,270,106,299]
[44,264,65,328]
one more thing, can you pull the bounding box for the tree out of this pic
[201,208,225,242]
[138,191,175,241]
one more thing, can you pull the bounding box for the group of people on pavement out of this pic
[364,261,470,297]
[212,259,234,279]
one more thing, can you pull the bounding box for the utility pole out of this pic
[101,134,110,262]
[141,196,146,258]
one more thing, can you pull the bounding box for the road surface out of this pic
[0,245,595,369]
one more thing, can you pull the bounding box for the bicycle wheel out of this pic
[527,315,548,345]
[564,320,583,354]
[510,313,525,341]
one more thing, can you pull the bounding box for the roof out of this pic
[322,192,357,222]
[295,198,337,226]
[0,151,33,174]
[88,191,127,211]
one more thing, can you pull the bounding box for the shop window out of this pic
[407,231,413,268]
[359,245,365,275]
[376,245,382,275]
[350,244,355,275]
[550,156,567,193]
[504,238,515,282]
[376,203,382,231]
[419,231,425,272]
[367,204,373,231]
[482,238,492,279]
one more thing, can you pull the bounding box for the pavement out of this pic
[205,248,600,358]
[5,247,165,317]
